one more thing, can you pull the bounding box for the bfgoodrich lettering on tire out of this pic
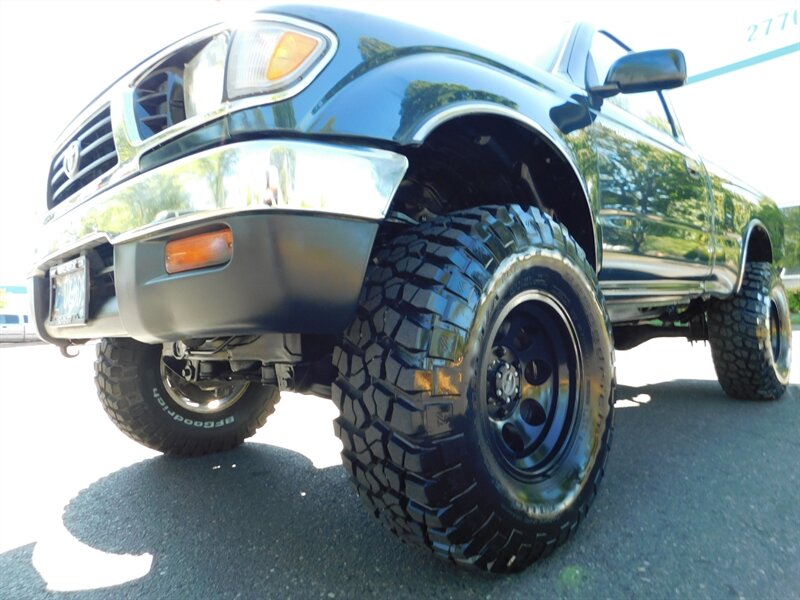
[708,261,791,400]
[333,206,614,572]
[95,338,279,456]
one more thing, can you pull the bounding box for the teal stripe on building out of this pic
[0,285,27,294]
[687,43,800,84]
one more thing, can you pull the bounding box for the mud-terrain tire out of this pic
[95,338,279,456]
[333,205,614,572]
[708,262,791,400]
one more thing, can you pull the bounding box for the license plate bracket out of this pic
[48,256,90,327]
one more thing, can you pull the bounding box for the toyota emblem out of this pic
[63,140,81,180]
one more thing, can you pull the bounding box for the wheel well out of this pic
[389,115,597,269]
[745,224,773,263]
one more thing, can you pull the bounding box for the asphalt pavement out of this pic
[1,335,798,599]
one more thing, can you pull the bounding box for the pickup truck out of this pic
[0,312,36,343]
[31,6,792,572]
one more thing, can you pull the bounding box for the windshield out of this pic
[527,26,572,70]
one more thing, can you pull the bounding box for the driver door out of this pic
[587,31,713,290]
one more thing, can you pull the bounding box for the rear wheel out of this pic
[334,206,614,572]
[708,262,791,400]
[95,338,279,456]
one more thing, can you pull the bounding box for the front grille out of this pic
[133,67,186,139]
[48,106,118,209]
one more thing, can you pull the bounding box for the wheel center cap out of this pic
[494,363,520,400]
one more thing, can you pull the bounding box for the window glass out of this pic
[589,32,626,88]
[0,315,20,324]
[588,32,674,136]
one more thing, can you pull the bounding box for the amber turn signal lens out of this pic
[165,228,233,274]
[267,32,319,81]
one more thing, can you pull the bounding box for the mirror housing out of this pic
[591,49,686,98]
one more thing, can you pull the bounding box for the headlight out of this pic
[183,33,229,119]
[182,21,330,120]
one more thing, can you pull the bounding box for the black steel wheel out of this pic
[483,291,582,489]
[95,338,279,456]
[708,262,791,400]
[334,205,614,572]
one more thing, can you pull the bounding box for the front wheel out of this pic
[334,206,614,572]
[95,338,279,456]
[708,262,792,400]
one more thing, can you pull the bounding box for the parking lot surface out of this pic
[1,335,798,599]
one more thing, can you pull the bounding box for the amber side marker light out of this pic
[165,228,233,274]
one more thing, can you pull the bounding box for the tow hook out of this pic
[60,344,81,358]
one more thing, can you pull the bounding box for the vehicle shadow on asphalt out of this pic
[0,444,498,599]
[1,378,798,599]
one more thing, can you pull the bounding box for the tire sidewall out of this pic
[766,269,792,385]
[463,250,613,523]
[709,263,792,397]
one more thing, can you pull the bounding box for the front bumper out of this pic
[34,139,407,269]
[31,139,408,344]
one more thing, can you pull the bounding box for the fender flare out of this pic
[409,100,598,265]
[736,219,773,293]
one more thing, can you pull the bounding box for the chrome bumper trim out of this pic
[33,140,408,270]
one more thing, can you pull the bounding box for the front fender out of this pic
[306,51,562,144]
[301,50,599,263]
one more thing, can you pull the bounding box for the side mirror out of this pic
[591,49,686,98]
